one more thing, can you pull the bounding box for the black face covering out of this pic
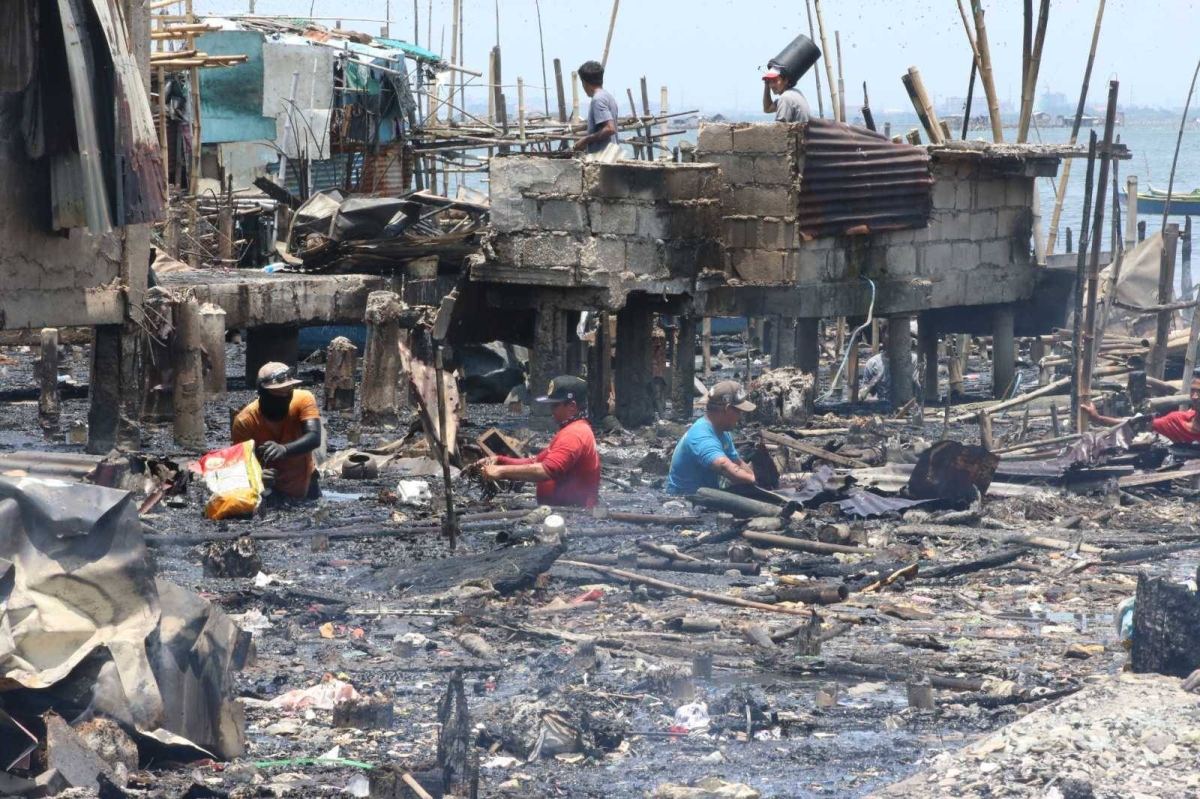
[258,389,293,420]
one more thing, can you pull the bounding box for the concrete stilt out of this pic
[172,296,206,451]
[775,316,798,368]
[671,316,697,421]
[796,318,820,377]
[324,336,359,412]
[918,317,939,402]
[88,324,142,454]
[245,324,300,387]
[887,314,915,407]
[529,305,569,421]
[992,305,1016,399]
[587,311,613,418]
[615,298,656,427]
[361,291,406,426]
[39,328,60,431]
[198,303,227,401]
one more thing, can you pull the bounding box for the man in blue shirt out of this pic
[573,60,620,154]
[667,381,758,494]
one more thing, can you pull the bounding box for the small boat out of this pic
[1120,184,1200,216]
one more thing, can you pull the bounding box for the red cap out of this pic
[762,68,781,81]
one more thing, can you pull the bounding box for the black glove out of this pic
[257,441,288,464]
[261,468,277,490]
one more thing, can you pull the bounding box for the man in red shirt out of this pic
[480,376,601,507]
[1082,370,1200,444]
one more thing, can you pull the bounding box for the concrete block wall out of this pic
[696,121,1038,313]
[480,155,723,298]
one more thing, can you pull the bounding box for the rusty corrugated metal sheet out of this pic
[797,119,934,239]
[357,147,412,195]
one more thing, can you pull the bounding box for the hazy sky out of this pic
[202,0,1199,116]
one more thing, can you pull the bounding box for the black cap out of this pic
[536,375,588,406]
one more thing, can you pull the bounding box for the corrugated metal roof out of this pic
[797,119,934,239]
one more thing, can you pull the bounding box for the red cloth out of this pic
[495,419,601,507]
[1152,409,1200,444]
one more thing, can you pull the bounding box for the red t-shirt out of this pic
[1152,409,1200,444]
[497,419,601,507]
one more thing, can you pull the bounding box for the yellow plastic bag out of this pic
[198,441,265,520]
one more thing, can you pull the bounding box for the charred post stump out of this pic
[797,611,822,657]
[887,314,915,406]
[203,535,263,578]
[671,316,698,422]
[797,318,820,376]
[918,317,939,402]
[88,324,142,454]
[142,291,176,422]
[38,328,61,433]
[437,670,476,795]
[324,336,359,413]
[362,291,406,426]
[615,298,655,427]
[172,295,206,450]
[529,305,569,424]
[587,311,613,419]
[198,303,227,401]
[906,677,935,710]
[333,694,395,731]
[1131,572,1200,678]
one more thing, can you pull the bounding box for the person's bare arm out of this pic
[710,455,756,486]
[762,83,777,113]
[482,462,551,483]
[1081,402,1126,428]
[574,118,618,151]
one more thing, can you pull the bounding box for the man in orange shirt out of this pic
[232,362,323,500]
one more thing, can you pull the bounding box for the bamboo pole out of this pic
[804,0,826,119]
[903,67,944,144]
[812,0,839,121]
[554,58,567,124]
[971,2,1003,142]
[660,86,669,158]
[640,77,654,161]
[1070,132,1099,431]
[602,0,620,69]
[1018,0,1051,143]
[571,71,580,122]
[1046,0,1107,255]
[1079,82,1121,432]
[517,77,526,145]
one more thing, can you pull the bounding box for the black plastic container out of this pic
[768,34,821,82]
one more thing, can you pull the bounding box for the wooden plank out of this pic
[760,430,868,469]
[1118,463,1200,489]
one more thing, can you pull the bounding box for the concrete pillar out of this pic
[324,336,358,412]
[245,324,300,387]
[775,316,798,368]
[796,318,820,377]
[529,305,569,421]
[39,328,60,431]
[361,291,406,425]
[918,316,939,402]
[615,298,656,428]
[88,324,142,454]
[671,316,698,422]
[172,296,206,450]
[887,314,915,407]
[198,303,227,401]
[587,311,613,419]
[992,305,1016,399]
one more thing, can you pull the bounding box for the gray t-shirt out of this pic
[775,88,811,123]
[587,88,620,153]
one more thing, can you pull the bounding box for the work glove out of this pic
[257,441,288,464]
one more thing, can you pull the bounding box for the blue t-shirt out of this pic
[586,88,620,153]
[666,417,739,495]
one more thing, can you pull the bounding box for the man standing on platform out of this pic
[762,65,811,123]
[574,60,620,154]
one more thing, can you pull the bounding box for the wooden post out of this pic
[39,328,61,430]
[976,409,994,450]
[812,0,839,121]
[918,320,939,402]
[625,89,643,160]
[435,346,458,550]
[172,295,206,451]
[166,206,181,259]
[906,678,935,710]
[571,70,580,122]
[1046,0,1107,255]
[601,0,620,69]
[157,67,169,196]
[1126,176,1139,247]
[1070,132,1099,432]
[1066,227,1073,253]
[1149,224,1181,380]
[961,59,977,140]
[1050,403,1062,436]
[198,303,226,401]
[1182,268,1200,410]
[554,58,567,123]
[702,318,712,376]
[324,336,358,412]
[846,332,860,403]
[835,30,846,125]
[587,311,613,417]
[948,336,964,398]
[672,316,697,422]
[887,314,914,406]
[993,306,1016,400]
[1079,81,1121,428]
[1139,220,1146,242]
[803,0,826,119]
[362,291,405,426]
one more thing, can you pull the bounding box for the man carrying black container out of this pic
[762,68,811,123]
